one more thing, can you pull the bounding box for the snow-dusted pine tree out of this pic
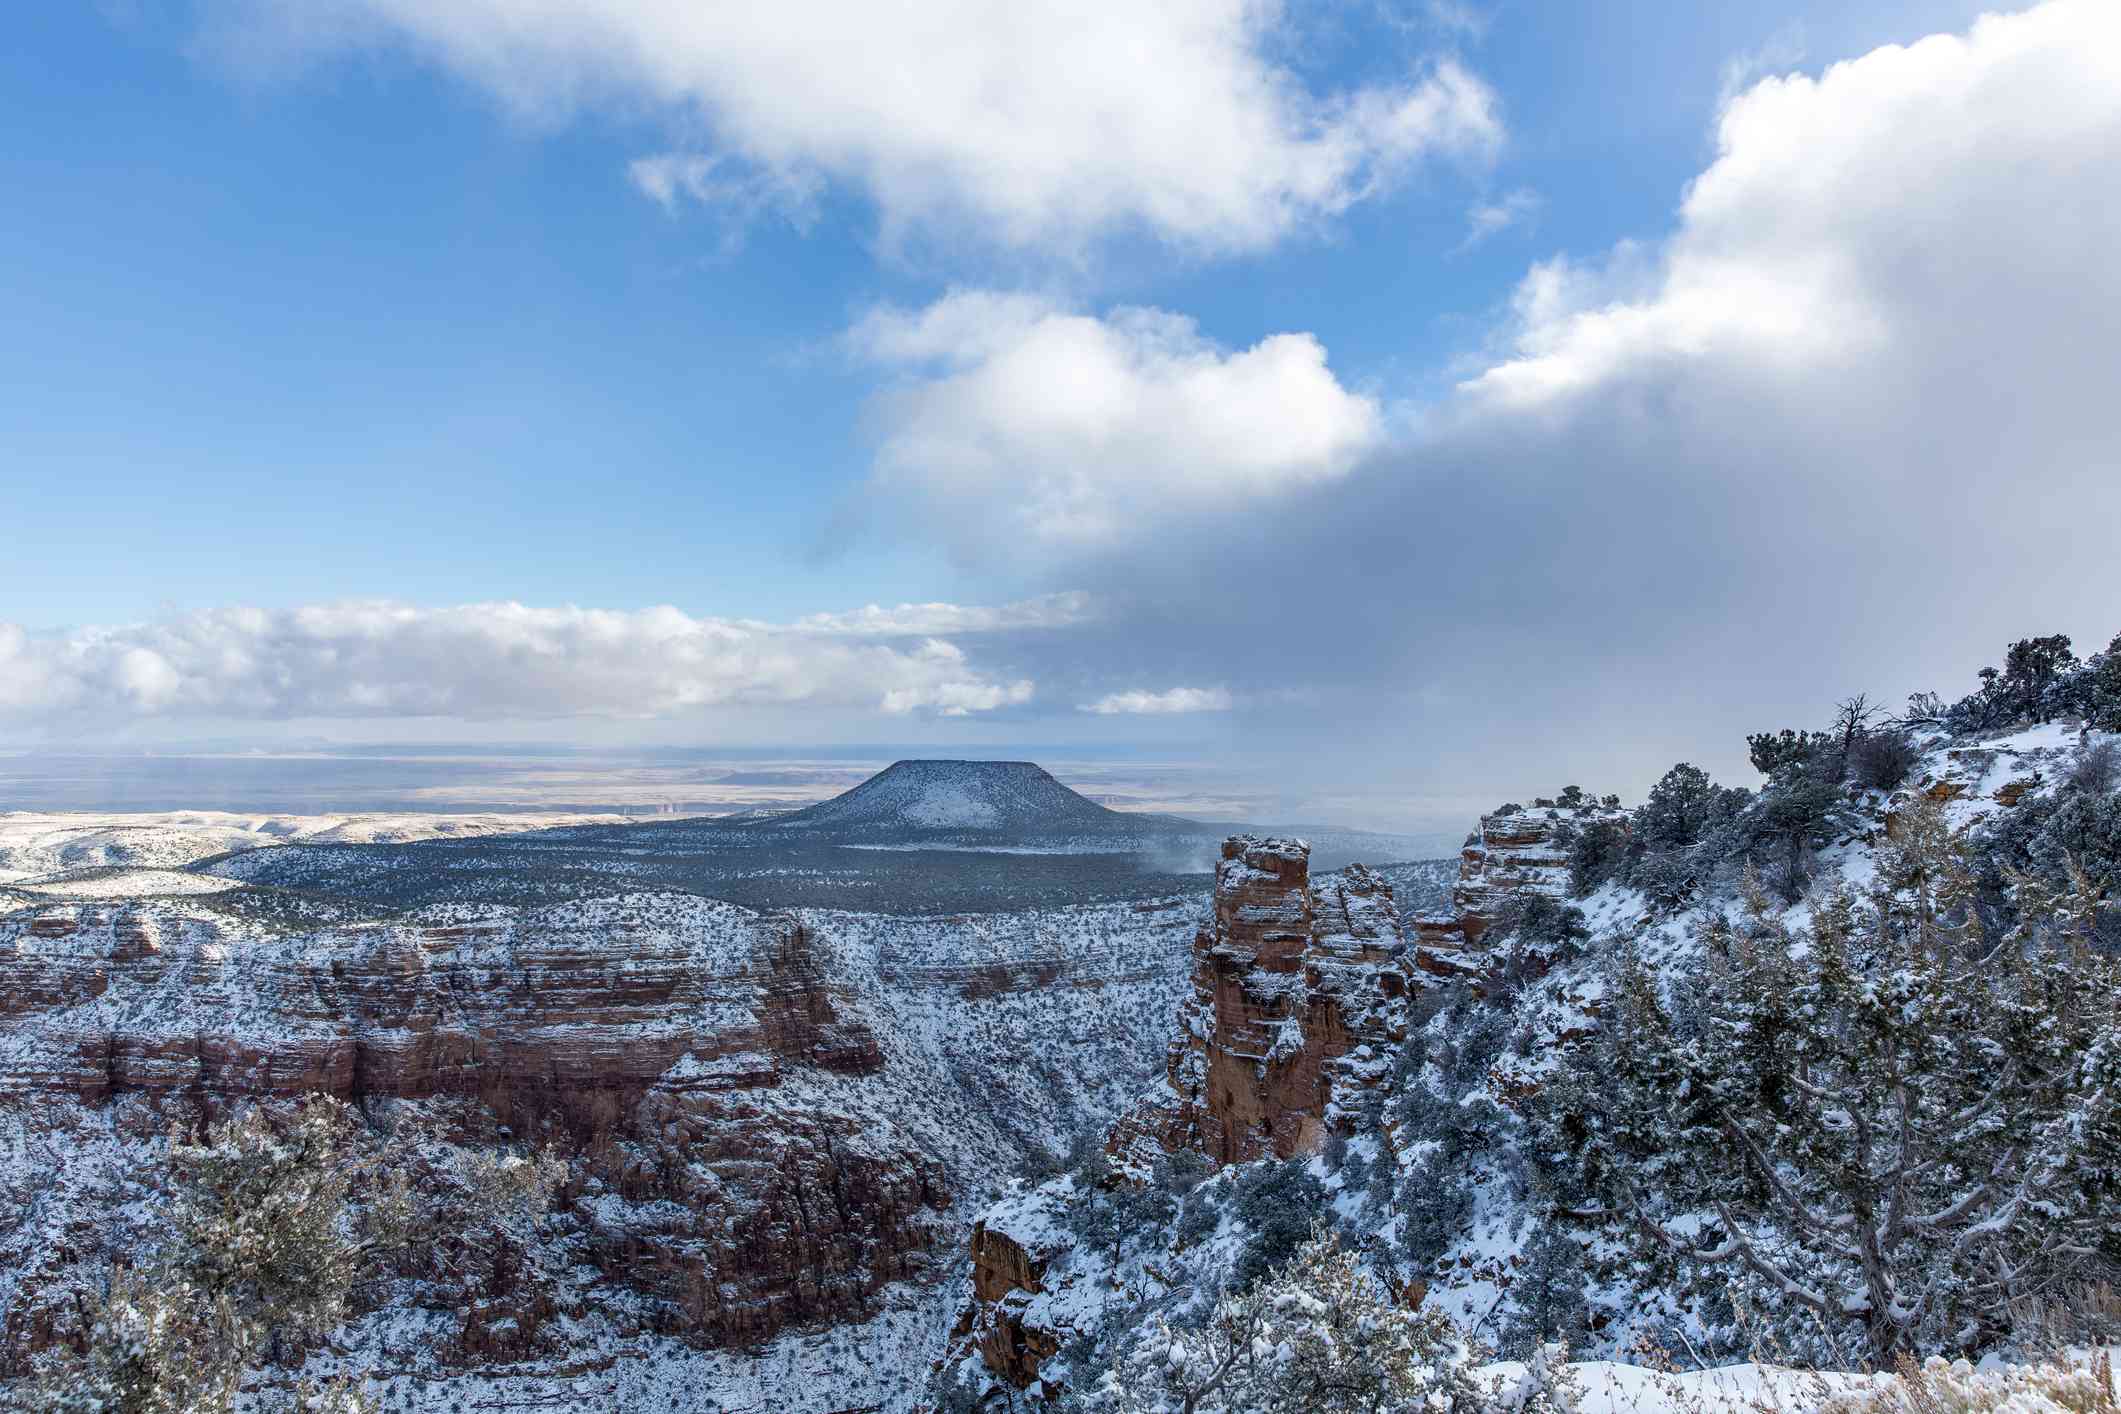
[1586,805,2121,1359]
[1095,1227,1489,1414]
[28,1099,564,1414]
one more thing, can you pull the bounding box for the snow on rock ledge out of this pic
[1413,804,1620,976]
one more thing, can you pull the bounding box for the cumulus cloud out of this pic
[215,0,1501,256]
[0,598,1072,724]
[1079,686,1234,716]
[850,292,1383,548]
[1461,1,2121,414]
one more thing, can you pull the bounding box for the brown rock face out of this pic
[1410,807,1609,979]
[1111,837,1413,1170]
[0,895,942,1368]
[966,838,1421,1392]
[956,1201,1070,1391]
[970,1219,1050,1303]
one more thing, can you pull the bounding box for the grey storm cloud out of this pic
[898,1,2121,811]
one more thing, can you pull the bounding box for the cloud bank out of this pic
[94,0,2121,832]
[218,0,1500,256]
[0,598,1076,724]
[893,0,2121,808]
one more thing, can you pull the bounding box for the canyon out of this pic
[0,867,1198,1405]
[962,824,1540,1393]
[0,767,1469,1409]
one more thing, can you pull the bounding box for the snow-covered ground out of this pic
[9,867,245,897]
[0,809,638,886]
[1,873,1203,1412]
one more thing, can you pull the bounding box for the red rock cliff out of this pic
[1411,806,1611,977]
[1110,837,1414,1169]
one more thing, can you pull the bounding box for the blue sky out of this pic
[2,0,2115,825]
[3,0,1982,623]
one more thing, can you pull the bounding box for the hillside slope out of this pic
[944,629,2121,1406]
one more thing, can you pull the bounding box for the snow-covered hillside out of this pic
[944,633,2121,1409]
[0,878,1199,1411]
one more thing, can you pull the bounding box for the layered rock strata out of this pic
[0,895,939,1364]
[1109,837,1414,1170]
[1411,807,1608,976]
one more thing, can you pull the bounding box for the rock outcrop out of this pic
[1110,838,1414,1170]
[1412,806,1607,977]
[963,1218,1064,1389]
[962,838,1423,1393]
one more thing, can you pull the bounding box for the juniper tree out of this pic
[1585,809,2121,1359]
[1636,764,1720,850]
[1499,1216,1592,1358]
[1097,1228,1487,1414]
[1743,762,1855,903]
[2091,633,2121,732]
[1568,817,1630,895]
[2002,634,2078,723]
[1747,729,1832,778]
[29,1100,564,1414]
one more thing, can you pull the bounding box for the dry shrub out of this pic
[1822,1352,2118,1414]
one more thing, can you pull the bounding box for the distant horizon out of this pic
[0,740,1476,850]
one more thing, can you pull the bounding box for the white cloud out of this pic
[1457,186,1539,251]
[0,598,1068,724]
[1460,0,2121,413]
[1717,23,1808,110]
[1079,686,1234,715]
[787,591,1094,637]
[851,292,1383,547]
[626,152,821,242]
[219,0,1500,257]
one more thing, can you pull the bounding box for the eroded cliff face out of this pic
[1411,807,1598,977]
[0,901,882,1109]
[0,887,1195,1383]
[0,895,943,1365]
[962,1218,1062,1389]
[969,830,1572,1394]
[1108,837,1413,1169]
